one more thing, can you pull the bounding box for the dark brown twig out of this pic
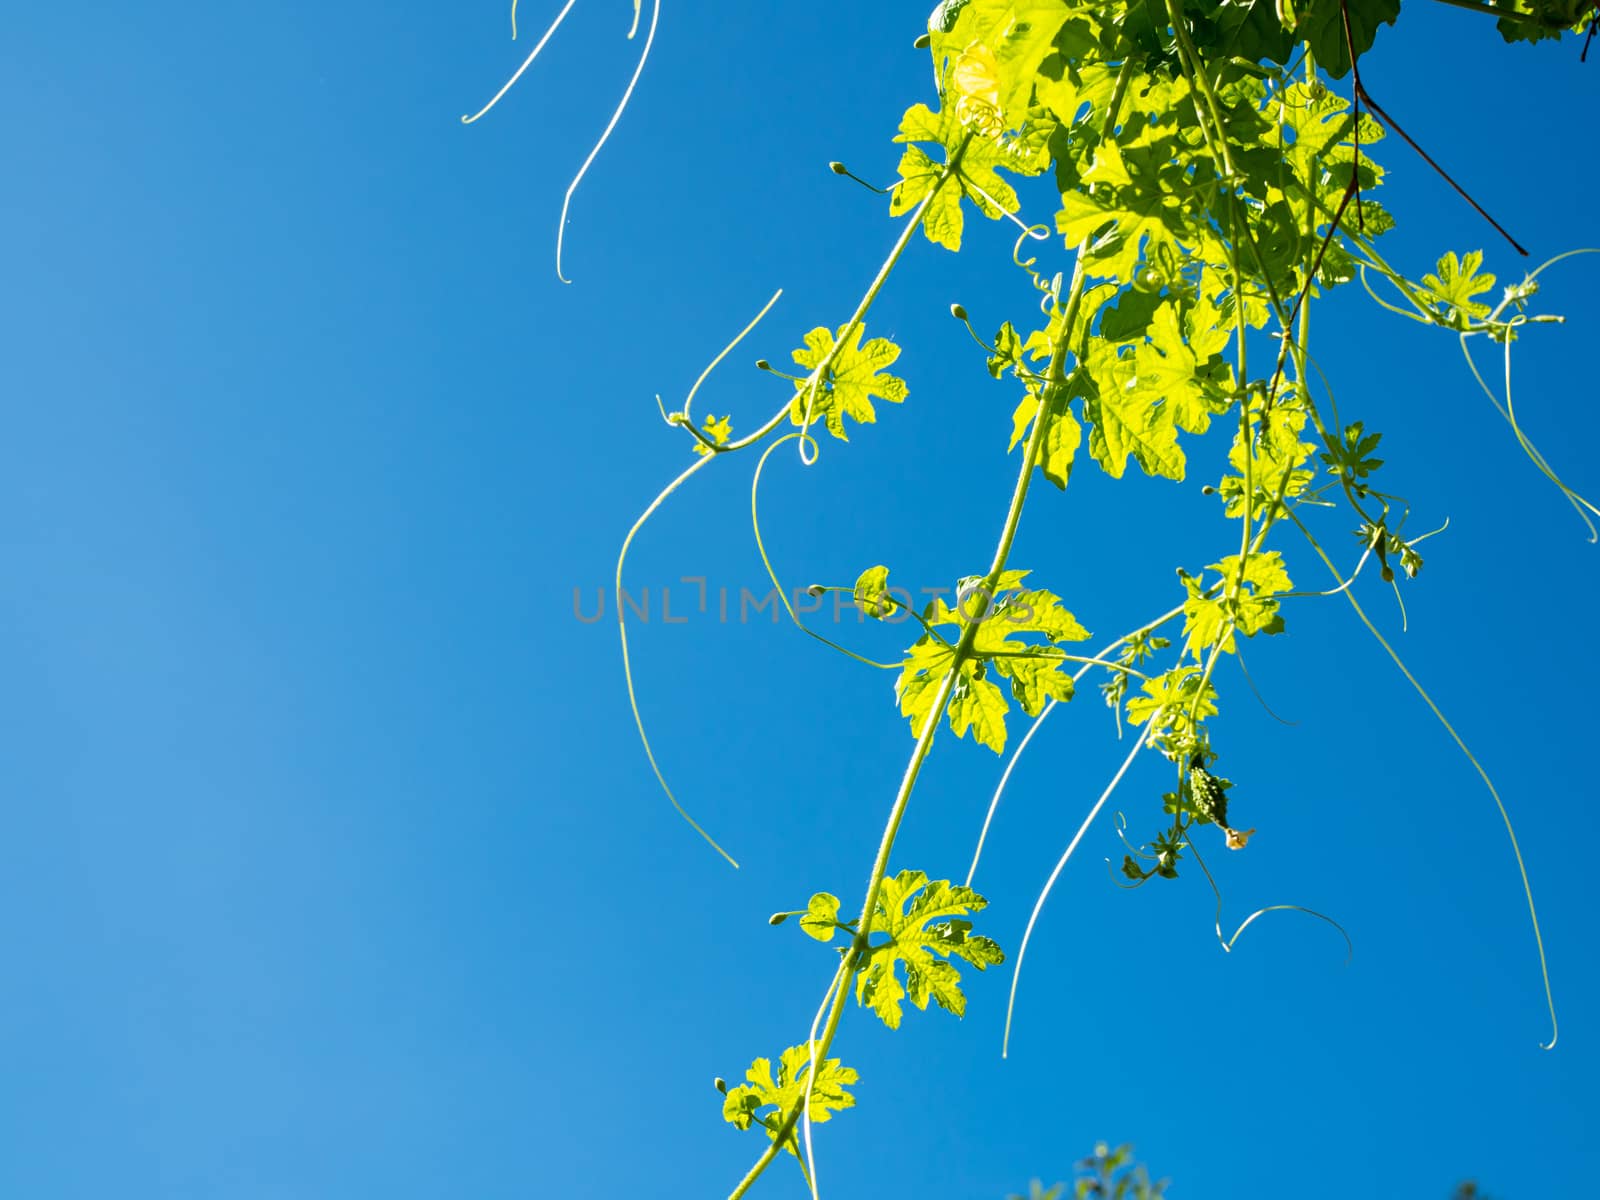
[1339,0,1529,255]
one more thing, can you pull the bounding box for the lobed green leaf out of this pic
[854,869,1005,1030]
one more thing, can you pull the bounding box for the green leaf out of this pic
[1010,388,1040,452]
[1056,184,1183,285]
[691,413,732,457]
[993,646,1078,714]
[1211,0,1296,63]
[854,565,894,618]
[854,870,1005,1029]
[890,99,1045,252]
[949,672,1011,752]
[988,320,1023,379]
[1182,552,1293,653]
[1080,341,1186,481]
[789,324,909,440]
[722,1044,859,1156]
[1098,287,1162,342]
[974,586,1093,648]
[800,892,842,942]
[928,0,1072,122]
[894,572,1089,750]
[929,0,973,34]
[1318,419,1385,485]
[897,642,1014,752]
[1265,81,1384,209]
[1036,58,1123,135]
[1129,299,1231,436]
[1219,387,1317,517]
[1009,380,1083,489]
[1040,381,1084,489]
[1421,250,1497,327]
[1126,667,1218,758]
[896,637,962,742]
[1081,140,1132,188]
[1298,0,1400,79]
[988,568,1033,593]
[1494,0,1594,43]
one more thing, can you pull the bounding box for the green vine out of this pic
[467,0,1597,1195]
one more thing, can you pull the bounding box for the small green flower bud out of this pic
[829,161,847,175]
[714,1077,728,1094]
[950,303,968,321]
[755,359,771,371]
[768,911,789,926]
[1132,265,1165,294]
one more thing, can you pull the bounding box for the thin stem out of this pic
[726,201,1105,1200]
[800,962,848,1198]
[852,240,1098,921]
[618,121,995,878]
[680,289,784,425]
[817,588,955,647]
[671,414,723,453]
[852,330,1058,957]
[615,451,739,866]
[1167,0,1235,178]
[981,649,1150,677]
[556,0,663,282]
[751,436,904,669]
[727,957,853,1200]
[966,603,1188,889]
[727,1133,784,1199]
[461,0,578,125]
[792,134,975,463]
[727,64,1138,1199]
[1286,508,1557,1050]
[615,388,812,866]
[1002,712,1159,1057]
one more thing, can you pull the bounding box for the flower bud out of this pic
[1133,265,1165,294]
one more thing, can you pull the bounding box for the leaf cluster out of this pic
[675,1,1583,1188]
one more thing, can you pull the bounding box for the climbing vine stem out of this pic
[541,3,1597,1193]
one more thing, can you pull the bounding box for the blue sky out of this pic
[1,4,1596,1198]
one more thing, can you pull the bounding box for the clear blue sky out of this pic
[2,4,1595,1198]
